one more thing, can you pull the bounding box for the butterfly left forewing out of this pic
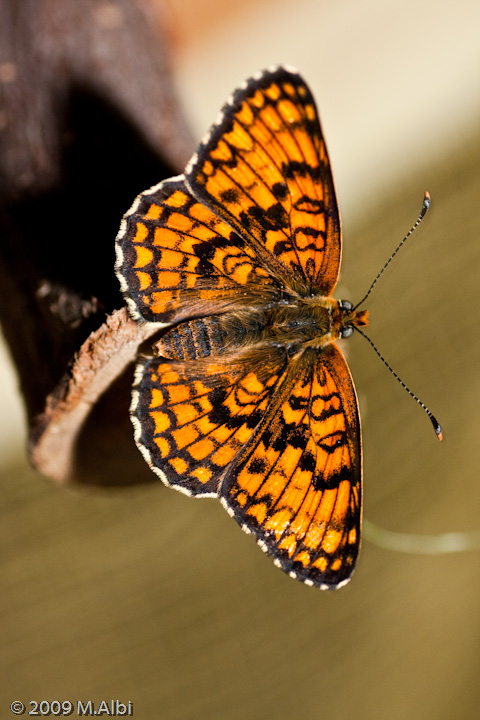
[186,67,341,296]
[221,345,362,588]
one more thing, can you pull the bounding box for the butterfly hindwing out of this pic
[115,176,281,323]
[186,66,341,296]
[131,330,288,497]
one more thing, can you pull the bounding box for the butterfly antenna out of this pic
[353,192,431,311]
[354,325,443,441]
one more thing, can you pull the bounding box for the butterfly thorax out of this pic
[260,296,369,351]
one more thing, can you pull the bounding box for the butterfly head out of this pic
[337,299,369,339]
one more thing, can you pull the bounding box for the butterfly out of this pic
[115,66,370,589]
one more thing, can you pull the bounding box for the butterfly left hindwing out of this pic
[116,66,365,589]
[116,176,281,324]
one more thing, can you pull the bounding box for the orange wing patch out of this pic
[186,69,341,296]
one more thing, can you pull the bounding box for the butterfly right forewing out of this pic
[186,67,341,296]
[220,344,362,588]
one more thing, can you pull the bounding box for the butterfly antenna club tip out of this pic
[430,414,443,441]
[420,191,431,216]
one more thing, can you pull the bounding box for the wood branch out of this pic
[0,0,194,485]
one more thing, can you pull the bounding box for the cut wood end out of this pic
[28,308,160,486]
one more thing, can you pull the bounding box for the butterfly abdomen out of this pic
[153,316,229,360]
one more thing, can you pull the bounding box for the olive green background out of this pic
[2,1,480,718]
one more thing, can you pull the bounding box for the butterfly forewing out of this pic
[221,345,361,588]
[186,67,341,296]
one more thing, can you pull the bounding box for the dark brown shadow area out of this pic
[2,84,175,419]
[73,363,156,487]
[0,0,194,484]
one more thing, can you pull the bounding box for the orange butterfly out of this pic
[116,66,371,588]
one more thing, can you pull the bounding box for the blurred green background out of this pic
[2,1,480,718]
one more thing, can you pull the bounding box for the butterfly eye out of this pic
[339,300,353,311]
[340,325,353,339]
